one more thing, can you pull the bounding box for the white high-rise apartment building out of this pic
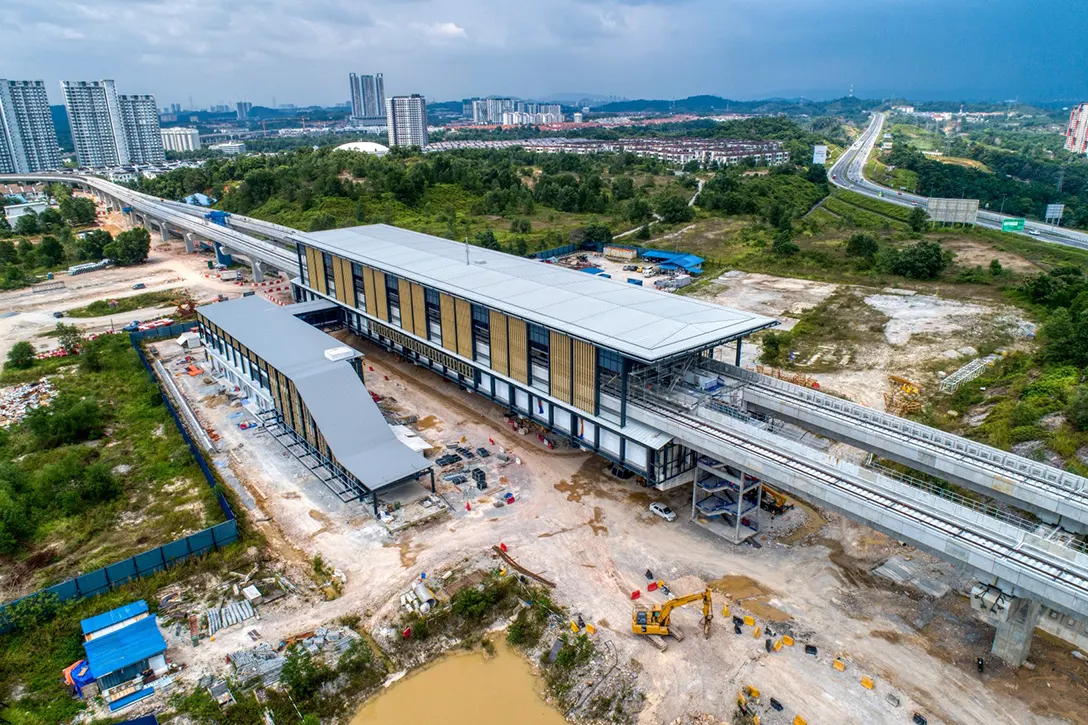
[0,80,61,173]
[386,95,428,147]
[349,73,385,119]
[120,94,164,164]
[61,80,164,167]
[1065,103,1088,155]
[161,127,201,153]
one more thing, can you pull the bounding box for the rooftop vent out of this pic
[324,346,355,362]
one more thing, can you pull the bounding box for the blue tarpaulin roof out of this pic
[579,266,604,275]
[81,600,148,636]
[84,615,166,678]
[118,717,159,725]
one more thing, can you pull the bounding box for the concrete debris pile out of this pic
[0,378,58,429]
[207,599,256,635]
[229,626,359,689]
[230,643,286,687]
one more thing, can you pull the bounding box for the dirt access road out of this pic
[0,205,259,360]
[166,332,1084,725]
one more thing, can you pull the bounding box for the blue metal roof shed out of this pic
[83,615,166,679]
[659,253,704,274]
[81,600,148,637]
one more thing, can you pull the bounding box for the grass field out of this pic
[0,334,223,598]
[864,152,919,192]
[934,156,992,172]
[64,290,178,318]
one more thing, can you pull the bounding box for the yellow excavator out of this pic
[631,588,713,651]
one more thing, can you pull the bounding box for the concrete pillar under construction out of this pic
[251,260,265,283]
[183,232,196,254]
[991,597,1042,667]
[159,222,170,243]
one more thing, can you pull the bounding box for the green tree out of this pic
[76,229,112,261]
[58,196,97,225]
[806,164,828,184]
[25,396,103,447]
[5,341,35,370]
[890,240,949,280]
[0,240,16,264]
[37,207,63,229]
[636,224,652,240]
[845,233,879,259]
[1067,386,1088,431]
[583,223,612,246]
[509,218,532,234]
[908,206,928,233]
[103,228,151,265]
[79,338,104,373]
[281,646,332,702]
[656,193,694,224]
[14,212,38,235]
[307,213,336,231]
[54,323,84,354]
[772,228,799,256]
[989,258,1004,277]
[760,331,790,364]
[475,228,501,250]
[38,236,65,267]
[611,176,634,201]
[626,198,652,224]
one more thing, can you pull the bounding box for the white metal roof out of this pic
[197,296,431,490]
[298,224,776,362]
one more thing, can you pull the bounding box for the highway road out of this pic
[828,112,1088,250]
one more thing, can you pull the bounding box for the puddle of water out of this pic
[351,638,564,725]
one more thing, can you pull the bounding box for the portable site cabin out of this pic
[78,600,168,711]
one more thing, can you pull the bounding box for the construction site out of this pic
[2,175,1088,725]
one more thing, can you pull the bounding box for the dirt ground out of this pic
[693,271,1031,409]
[149,330,1086,725]
[0,204,287,361]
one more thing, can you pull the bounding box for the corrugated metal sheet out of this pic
[81,600,148,636]
[293,225,775,362]
[84,615,166,678]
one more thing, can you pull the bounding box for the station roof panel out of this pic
[297,225,776,362]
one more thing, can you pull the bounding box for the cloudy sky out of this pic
[3,0,1085,108]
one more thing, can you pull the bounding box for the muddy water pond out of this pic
[351,638,565,724]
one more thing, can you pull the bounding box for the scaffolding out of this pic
[939,354,1001,394]
[691,457,762,543]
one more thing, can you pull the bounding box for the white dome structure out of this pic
[335,140,390,156]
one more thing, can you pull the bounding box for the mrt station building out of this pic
[288,224,775,493]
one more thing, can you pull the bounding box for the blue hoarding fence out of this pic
[0,324,239,630]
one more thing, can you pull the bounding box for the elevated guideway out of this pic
[709,361,1088,533]
[624,388,1088,623]
[0,174,299,273]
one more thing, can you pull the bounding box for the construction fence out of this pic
[0,324,238,631]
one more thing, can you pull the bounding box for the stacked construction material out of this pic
[206,599,256,635]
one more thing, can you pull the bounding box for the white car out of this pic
[1027,229,1041,237]
[649,502,677,522]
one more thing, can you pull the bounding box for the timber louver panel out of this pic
[455,299,473,359]
[373,269,389,321]
[338,258,354,305]
[549,331,572,403]
[331,256,347,304]
[363,267,378,317]
[411,283,427,337]
[439,293,457,353]
[490,311,509,375]
[399,279,415,334]
[507,317,528,384]
[311,251,327,295]
[572,339,596,413]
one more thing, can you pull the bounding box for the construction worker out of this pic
[976,657,985,674]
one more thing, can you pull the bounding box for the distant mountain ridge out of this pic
[593,95,879,115]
